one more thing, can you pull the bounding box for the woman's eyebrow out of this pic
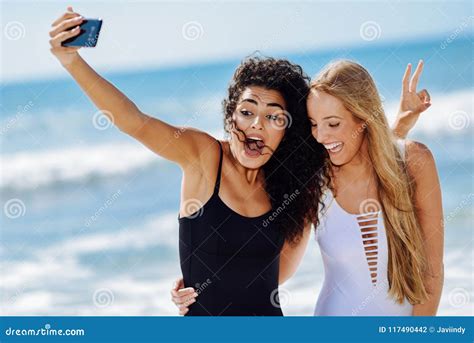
[323,115,342,120]
[239,98,258,105]
[239,98,284,110]
[266,103,284,110]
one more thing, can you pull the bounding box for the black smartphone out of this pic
[62,18,103,47]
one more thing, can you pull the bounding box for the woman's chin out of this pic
[237,150,268,169]
[327,145,348,166]
[328,154,346,166]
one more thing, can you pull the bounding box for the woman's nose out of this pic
[250,114,263,130]
[315,127,328,143]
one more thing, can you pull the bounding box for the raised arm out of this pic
[392,60,432,139]
[405,140,444,315]
[49,7,214,167]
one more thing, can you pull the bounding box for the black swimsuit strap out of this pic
[213,140,224,195]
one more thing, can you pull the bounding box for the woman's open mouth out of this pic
[324,142,344,154]
[243,136,265,158]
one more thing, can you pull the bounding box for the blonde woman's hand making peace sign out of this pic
[394,60,432,138]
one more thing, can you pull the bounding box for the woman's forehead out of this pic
[307,90,349,119]
[239,86,286,107]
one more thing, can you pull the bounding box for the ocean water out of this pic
[0,35,472,316]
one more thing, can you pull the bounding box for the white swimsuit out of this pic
[314,140,413,316]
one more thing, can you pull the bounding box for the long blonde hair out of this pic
[311,60,428,304]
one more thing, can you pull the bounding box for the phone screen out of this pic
[62,19,103,47]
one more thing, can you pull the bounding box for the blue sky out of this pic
[2,0,472,82]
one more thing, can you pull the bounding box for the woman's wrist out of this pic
[393,116,409,139]
[61,52,82,70]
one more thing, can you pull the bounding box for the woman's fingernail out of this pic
[193,292,198,297]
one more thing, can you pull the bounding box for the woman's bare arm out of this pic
[49,7,214,168]
[406,140,444,316]
[279,222,312,285]
[392,60,432,139]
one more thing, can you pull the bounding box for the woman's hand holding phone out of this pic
[49,6,102,66]
[49,6,85,66]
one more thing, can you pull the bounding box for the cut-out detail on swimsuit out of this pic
[315,178,414,315]
[356,211,380,286]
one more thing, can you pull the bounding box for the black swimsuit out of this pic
[179,140,284,316]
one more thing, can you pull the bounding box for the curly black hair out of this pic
[222,56,329,244]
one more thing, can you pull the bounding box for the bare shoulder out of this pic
[180,134,222,199]
[404,140,437,178]
[182,128,220,163]
[182,130,221,173]
[405,140,435,163]
[182,126,217,146]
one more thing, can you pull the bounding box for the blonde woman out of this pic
[173,60,443,316]
[303,60,443,315]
